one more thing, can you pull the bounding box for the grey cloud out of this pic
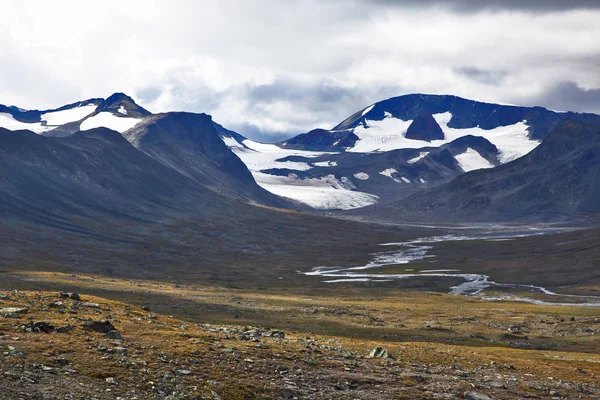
[454,66,508,85]
[136,87,162,103]
[368,0,600,13]
[530,81,600,114]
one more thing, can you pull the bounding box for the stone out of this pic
[106,377,117,385]
[56,358,69,366]
[106,330,122,340]
[70,293,81,301]
[464,392,492,400]
[82,302,100,309]
[0,295,9,300]
[83,320,116,334]
[176,369,192,376]
[59,291,70,298]
[1,307,28,316]
[368,346,394,359]
[55,325,73,334]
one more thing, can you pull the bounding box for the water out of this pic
[304,226,600,306]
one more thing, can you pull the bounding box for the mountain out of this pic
[0,93,291,209]
[0,126,223,226]
[369,119,600,222]
[123,112,293,207]
[221,93,600,210]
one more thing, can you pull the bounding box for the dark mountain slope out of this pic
[123,112,294,208]
[378,119,600,221]
[0,127,227,225]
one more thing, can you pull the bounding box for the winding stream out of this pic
[304,227,600,306]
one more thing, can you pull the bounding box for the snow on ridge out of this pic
[347,111,540,163]
[80,112,142,133]
[354,172,369,180]
[401,177,411,183]
[0,113,50,134]
[118,105,128,115]
[454,148,495,172]
[361,104,374,116]
[41,104,97,126]
[407,151,429,164]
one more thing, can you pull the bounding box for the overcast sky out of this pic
[1,0,599,141]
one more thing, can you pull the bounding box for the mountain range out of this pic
[1,92,599,224]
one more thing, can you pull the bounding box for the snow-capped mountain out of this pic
[367,119,600,222]
[220,94,600,210]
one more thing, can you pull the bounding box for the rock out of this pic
[56,358,69,366]
[368,346,394,359]
[276,365,288,372]
[59,291,70,298]
[464,392,492,400]
[106,330,122,340]
[70,293,82,301]
[106,377,117,385]
[55,325,73,334]
[141,306,150,311]
[0,295,9,300]
[176,369,192,376]
[23,321,55,333]
[1,307,28,316]
[83,320,116,334]
[116,347,127,356]
[82,302,100,309]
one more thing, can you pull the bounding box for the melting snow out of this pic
[254,172,378,210]
[0,113,50,134]
[313,161,337,167]
[41,104,97,125]
[80,112,142,133]
[407,151,429,164]
[454,148,495,172]
[347,112,540,162]
[354,172,369,180]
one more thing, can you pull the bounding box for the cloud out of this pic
[527,81,600,114]
[0,0,599,140]
[369,0,600,13]
[453,67,508,85]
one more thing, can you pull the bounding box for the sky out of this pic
[1,0,599,142]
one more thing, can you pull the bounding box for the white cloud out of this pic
[0,0,598,141]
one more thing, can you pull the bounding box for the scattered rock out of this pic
[59,291,70,298]
[176,369,192,376]
[464,392,492,400]
[22,321,54,333]
[55,325,73,334]
[83,320,116,334]
[82,302,100,309]
[0,295,9,300]
[1,307,29,317]
[106,377,118,385]
[368,347,393,359]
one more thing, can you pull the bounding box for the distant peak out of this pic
[97,92,152,117]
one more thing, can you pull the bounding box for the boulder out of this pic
[368,346,394,359]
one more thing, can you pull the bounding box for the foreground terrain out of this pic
[2,287,600,399]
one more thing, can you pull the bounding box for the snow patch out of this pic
[379,168,402,183]
[361,104,375,116]
[347,112,540,163]
[401,177,411,183]
[80,112,142,133]
[0,113,50,134]
[313,161,337,167]
[407,152,429,164]
[118,105,128,115]
[454,148,495,172]
[353,172,369,180]
[255,172,378,210]
[41,104,97,125]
